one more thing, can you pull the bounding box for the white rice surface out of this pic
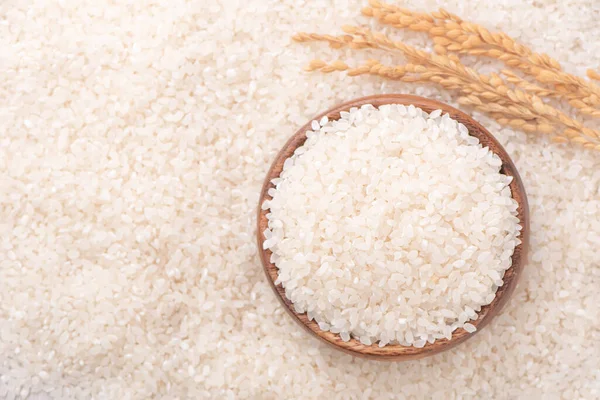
[0,0,598,398]
[263,104,521,347]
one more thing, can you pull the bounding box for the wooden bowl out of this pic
[257,94,529,361]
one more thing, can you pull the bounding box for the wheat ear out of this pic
[294,29,600,150]
[363,0,600,111]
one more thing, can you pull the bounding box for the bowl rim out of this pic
[256,94,529,361]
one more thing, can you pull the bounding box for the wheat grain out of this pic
[588,69,600,81]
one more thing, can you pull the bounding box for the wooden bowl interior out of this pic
[257,94,529,360]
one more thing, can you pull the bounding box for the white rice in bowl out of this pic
[262,104,522,347]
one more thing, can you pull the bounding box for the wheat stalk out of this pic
[293,28,600,150]
[293,2,600,151]
[363,0,600,111]
[363,0,559,68]
[343,26,600,140]
[307,59,568,139]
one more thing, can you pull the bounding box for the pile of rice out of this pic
[263,104,521,347]
[0,0,598,398]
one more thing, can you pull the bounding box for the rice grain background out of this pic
[0,0,599,398]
